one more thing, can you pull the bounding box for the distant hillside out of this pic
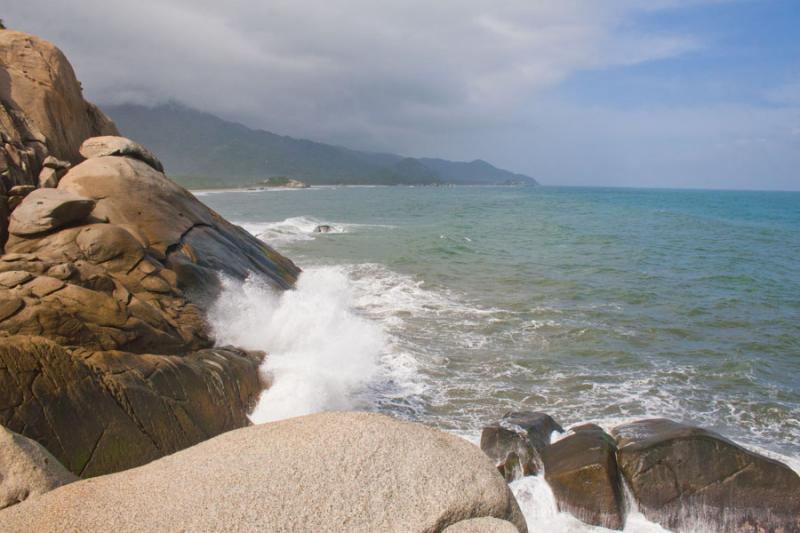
[104,103,538,188]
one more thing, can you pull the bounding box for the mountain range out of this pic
[104,103,538,188]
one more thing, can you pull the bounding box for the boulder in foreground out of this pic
[0,412,528,533]
[0,426,77,509]
[613,418,800,532]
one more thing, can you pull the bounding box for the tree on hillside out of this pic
[0,19,5,30]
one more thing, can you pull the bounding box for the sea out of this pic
[197,184,800,532]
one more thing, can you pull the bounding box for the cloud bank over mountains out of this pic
[6,0,799,189]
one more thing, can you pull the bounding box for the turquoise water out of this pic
[200,185,800,458]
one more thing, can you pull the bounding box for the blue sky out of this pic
[5,0,800,190]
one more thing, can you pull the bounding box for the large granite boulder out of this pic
[0,30,116,247]
[542,424,626,530]
[612,418,800,532]
[0,412,528,533]
[8,188,95,235]
[80,136,164,172]
[0,31,118,166]
[0,425,77,509]
[0,335,263,477]
[443,517,521,533]
[58,155,299,298]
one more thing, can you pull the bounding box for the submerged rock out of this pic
[0,412,528,533]
[543,424,626,530]
[612,418,800,532]
[0,426,77,509]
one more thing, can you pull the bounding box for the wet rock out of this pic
[0,412,528,533]
[481,424,539,481]
[79,136,164,172]
[0,426,77,509]
[502,411,564,454]
[543,424,626,530]
[8,188,95,236]
[613,418,800,532]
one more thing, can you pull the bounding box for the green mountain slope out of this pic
[104,103,538,188]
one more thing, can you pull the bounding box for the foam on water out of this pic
[209,268,385,422]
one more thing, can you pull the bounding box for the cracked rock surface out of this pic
[613,418,800,532]
[0,30,300,482]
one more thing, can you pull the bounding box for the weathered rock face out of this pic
[79,136,164,172]
[0,336,264,477]
[0,31,302,482]
[442,517,521,533]
[0,31,118,167]
[613,418,800,532]
[542,424,626,530]
[8,188,95,235]
[0,412,528,533]
[0,425,77,509]
[58,154,299,299]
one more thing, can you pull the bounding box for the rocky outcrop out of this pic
[480,411,562,481]
[0,336,264,477]
[59,152,299,299]
[613,419,800,532]
[0,412,528,533]
[542,424,626,530]
[8,188,95,235]
[0,425,77,509]
[0,30,301,480]
[0,30,118,168]
[79,136,163,172]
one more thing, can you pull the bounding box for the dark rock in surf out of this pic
[612,418,800,532]
[480,424,539,481]
[480,411,563,481]
[542,424,626,530]
[314,224,333,233]
[502,411,563,454]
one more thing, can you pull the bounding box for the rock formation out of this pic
[0,30,300,478]
[0,412,528,533]
[480,413,800,532]
[480,411,562,481]
[542,424,626,530]
[613,419,800,532]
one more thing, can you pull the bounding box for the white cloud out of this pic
[5,0,797,189]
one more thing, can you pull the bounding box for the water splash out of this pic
[208,268,385,422]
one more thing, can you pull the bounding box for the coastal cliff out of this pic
[0,29,300,477]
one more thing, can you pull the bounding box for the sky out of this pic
[4,0,800,190]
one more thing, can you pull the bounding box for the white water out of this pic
[209,268,385,422]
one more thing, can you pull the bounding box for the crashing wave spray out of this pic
[208,267,385,423]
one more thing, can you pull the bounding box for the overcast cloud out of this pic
[4,0,799,189]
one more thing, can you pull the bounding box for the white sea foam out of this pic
[209,268,385,423]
